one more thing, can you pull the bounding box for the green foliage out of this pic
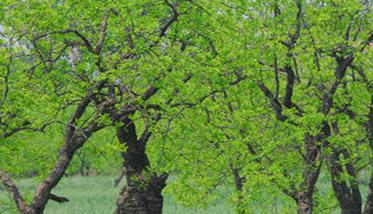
[0,0,372,213]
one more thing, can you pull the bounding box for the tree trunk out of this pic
[1,122,100,214]
[231,166,245,214]
[328,150,362,214]
[114,116,167,214]
[364,170,373,214]
[292,133,322,214]
[115,174,167,214]
[326,122,362,214]
[296,193,313,214]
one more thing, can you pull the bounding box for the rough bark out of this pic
[296,193,313,214]
[113,115,167,214]
[294,134,322,214]
[0,170,28,213]
[115,174,167,214]
[323,55,363,214]
[328,149,362,214]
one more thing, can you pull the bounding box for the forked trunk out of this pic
[285,133,322,214]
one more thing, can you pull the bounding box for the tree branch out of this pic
[48,193,69,203]
[34,30,94,53]
[159,0,179,38]
[257,81,288,121]
[95,11,110,54]
[0,170,27,212]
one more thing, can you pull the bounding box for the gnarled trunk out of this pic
[296,193,313,214]
[114,116,167,214]
[115,174,167,214]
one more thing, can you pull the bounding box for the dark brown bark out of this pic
[296,193,313,214]
[231,166,245,214]
[326,121,362,214]
[283,65,295,109]
[28,83,105,213]
[0,170,28,213]
[113,115,167,214]
[257,81,288,121]
[328,150,362,214]
[294,134,322,214]
[108,6,185,209]
[322,55,363,214]
[258,70,321,214]
[365,171,373,214]
[258,42,323,213]
[1,124,102,214]
[115,174,167,214]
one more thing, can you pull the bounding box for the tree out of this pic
[0,3,109,213]
[161,1,372,214]
[1,1,372,214]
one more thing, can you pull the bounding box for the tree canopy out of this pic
[0,0,372,214]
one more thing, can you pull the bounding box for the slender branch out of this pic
[34,30,94,53]
[141,86,158,101]
[159,0,179,38]
[257,81,288,121]
[273,56,280,98]
[3,120,54,139]
[95,11,110,54]
[48,193,69,203]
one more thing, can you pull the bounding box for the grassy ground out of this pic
[1,176,233,214]
[0,172,370,214]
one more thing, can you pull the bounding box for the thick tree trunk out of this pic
[115,174,167,214]
[327,122,362,214]
[328,150,362,214]
[279,135,321,214]
[114,116,167,214]
[340,207,361,214]
[321,56,362,214]
[296,193,313,214]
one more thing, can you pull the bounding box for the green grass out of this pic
[1,172,370,214]
[1,176,233,214]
